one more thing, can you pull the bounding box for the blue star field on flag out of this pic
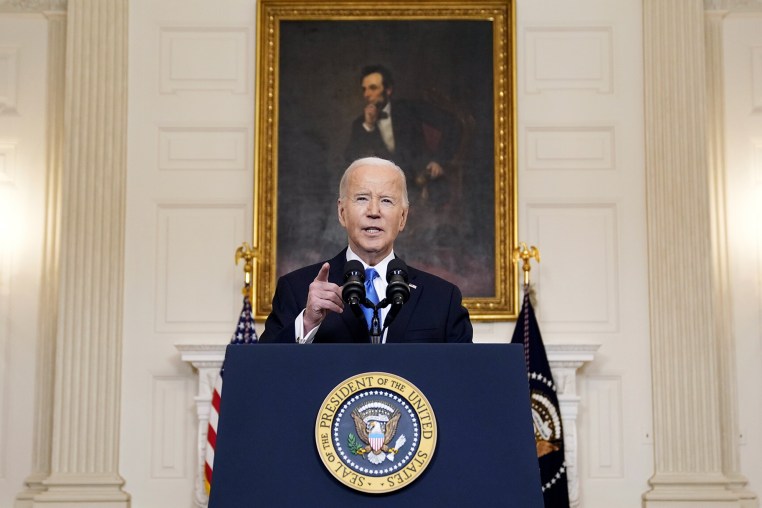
[511,288,570,508]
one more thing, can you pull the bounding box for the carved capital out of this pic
[0,0,66,13]
[704,0,762,12]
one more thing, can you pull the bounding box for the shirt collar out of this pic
[381,102,391,119]
[345,246,394,282]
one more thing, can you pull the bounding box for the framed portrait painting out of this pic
[252,0,517,320]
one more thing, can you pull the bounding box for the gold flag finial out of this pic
[234,242,256,295]
[512,242,540,287]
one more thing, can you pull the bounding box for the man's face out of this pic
[338,164,408,266]
[362,72,391,107]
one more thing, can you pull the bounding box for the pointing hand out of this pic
[303,262,344,332]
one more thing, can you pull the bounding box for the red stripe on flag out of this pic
[205,461,213,488]
[211,388,221,411]
[207,425,217,448]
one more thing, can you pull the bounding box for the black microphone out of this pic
[386,258,410,306]
[342,260,366,307]
[382,259,409,330]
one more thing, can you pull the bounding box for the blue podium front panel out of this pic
[209,343,543,508]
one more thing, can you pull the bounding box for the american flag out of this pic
[511,287,570,508]
[204,294,258,494]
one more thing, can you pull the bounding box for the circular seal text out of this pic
[315,372,437,494]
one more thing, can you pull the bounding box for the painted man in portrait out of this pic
[344,64,459,209]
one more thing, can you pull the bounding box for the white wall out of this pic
[122,1,255,506]
[722,12,762,497]
[0,13,48,508]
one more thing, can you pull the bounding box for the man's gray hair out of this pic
[339,157,409,207]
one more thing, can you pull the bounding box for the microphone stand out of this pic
[366,298,388,344]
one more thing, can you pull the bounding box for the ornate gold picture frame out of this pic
[252,0,517,320]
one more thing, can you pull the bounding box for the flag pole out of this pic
[510,243,571,507]
[512,242,541,288]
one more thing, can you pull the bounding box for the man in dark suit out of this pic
[260,157,472,344]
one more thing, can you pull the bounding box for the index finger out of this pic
[314,262,330,283]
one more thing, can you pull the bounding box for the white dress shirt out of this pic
[295,247,394,344]
[363,102,395,153]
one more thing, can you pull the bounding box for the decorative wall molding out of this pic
[585,375,624,478]
[157,126,249,172]
[177,342,598,508]
[0,0,66,13]
[0,140,16,183]
[155,204,246,333]
[752,138,762,181]
[151,376,192,479]
[159,27,249,94]
[705,0,762,12]
[524,27,613,94]
[752,47,762,112]
[526,203,620,333]
[525,126,616,171]
[0,47,19,115]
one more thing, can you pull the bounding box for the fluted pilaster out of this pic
[643,0,740,505]
[33,0,129,505]
[14,8,67,508]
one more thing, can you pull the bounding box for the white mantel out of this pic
[547,343,601,507]
[176,342,599,507]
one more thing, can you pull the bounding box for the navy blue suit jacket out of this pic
[259,250,473,343]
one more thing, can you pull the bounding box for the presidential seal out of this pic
[531,389,562,458]
[315,372,437,494]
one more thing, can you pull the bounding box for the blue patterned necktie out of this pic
[363,268,380,330]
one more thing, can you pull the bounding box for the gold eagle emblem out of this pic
[350,408,404,465]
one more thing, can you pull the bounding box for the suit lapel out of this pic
[325,250,423,343]
[386,267,421,343]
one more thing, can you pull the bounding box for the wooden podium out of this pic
[209,343,543,507]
